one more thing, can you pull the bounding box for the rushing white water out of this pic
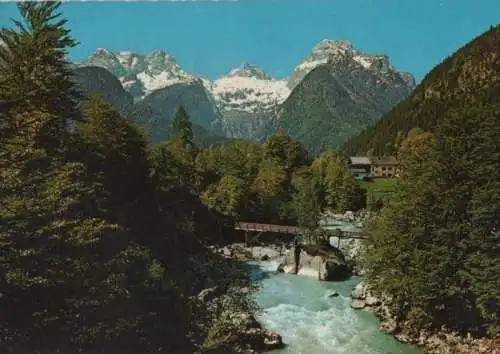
[247,260,422,354]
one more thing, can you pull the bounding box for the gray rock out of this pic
[197,286,221,303]
[251,246,281,260]
[222,246,233,258]
[263,331,283,350]
[351,299,366,309]
[365,295,381,306]
[278,245,351,281]
[351,281,367,300]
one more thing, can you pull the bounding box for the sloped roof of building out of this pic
[349,156,372,165]
[371,156,399,165]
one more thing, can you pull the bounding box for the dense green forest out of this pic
[2,2,497,353]
[360,44,500,348]
[0,3,366,352]
[344,24,500,156]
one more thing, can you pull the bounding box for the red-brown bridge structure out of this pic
[235,222,300,245]
[235,221,364,246]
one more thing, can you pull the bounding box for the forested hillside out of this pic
[0,3,369,352]
[270,49,414,155]
[0,3,257,353]
[344,24,500,155]
[360,28,500,349]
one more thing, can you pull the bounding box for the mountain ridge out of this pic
[343,24,500,156]
[77,39,416,149]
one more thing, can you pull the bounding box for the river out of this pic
[248,261,422,354]
[246,215,423,354]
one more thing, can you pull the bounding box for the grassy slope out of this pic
[359,178,398,203]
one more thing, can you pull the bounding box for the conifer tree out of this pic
[0,2,81,155]
[0,3,161,350]
[170,105,194,143]
[77,95,154,232]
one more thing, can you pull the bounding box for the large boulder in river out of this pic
[277,244,351,281]
[251,246,281,260]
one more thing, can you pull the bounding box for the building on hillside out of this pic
[370,156,400,178]
[347,156,400,179]
[347,156,372,180]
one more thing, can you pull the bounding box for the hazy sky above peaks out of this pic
[0,0,499,81]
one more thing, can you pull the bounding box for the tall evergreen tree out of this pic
[0,4,166,351]
[77,95,154,233]
[0,2,81,155]
[170,105,193,144]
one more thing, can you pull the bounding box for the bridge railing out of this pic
[236,222,300,234]
[235,222,365,239]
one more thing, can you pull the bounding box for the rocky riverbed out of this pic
[206,208,500,354]
[349,282,500,354]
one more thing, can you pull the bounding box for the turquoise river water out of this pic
[247,260,423,354]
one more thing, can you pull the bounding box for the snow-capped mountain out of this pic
[81,48,195,100]
[207,62,290,139]
[269,40,416,154]
[287,39,415,89]
[211,62,289,113]
[78,40,415,141]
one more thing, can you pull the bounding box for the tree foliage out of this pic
[0,3,257,352]
[362,103,500,338]
[0,1,81,155]
[170,105,194,143]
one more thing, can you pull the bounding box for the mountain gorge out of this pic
[76,40,415,151]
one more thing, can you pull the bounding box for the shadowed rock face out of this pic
[73,66,134,113]
[278,244,351,281]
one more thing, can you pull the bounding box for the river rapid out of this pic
[246,215,422,354]
[248,261,422,354]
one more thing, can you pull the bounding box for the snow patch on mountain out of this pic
[81,49,194,99]
[353,55,373,69]
[79,41,415,139]
[287,39,413,89]
[136,71,191,93]
[212,63,290,113]
[296,58,329,71]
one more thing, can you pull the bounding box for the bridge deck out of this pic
[235,222,300,234]
[235,222,364,239]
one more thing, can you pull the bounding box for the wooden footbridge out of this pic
[235,222,365,246]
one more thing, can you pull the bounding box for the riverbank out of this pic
[200,243,284,353]
[247,259,422,353]
[210,241,418,353]
[217,236,499,354]
[349,282,500,354]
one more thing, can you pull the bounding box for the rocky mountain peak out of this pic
[93,47,113,56]
[86,48,116,62]
[287,39,415,90]
[227,62,271,80]
[314,39,353,55]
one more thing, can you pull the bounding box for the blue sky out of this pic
[0,0,498,81]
